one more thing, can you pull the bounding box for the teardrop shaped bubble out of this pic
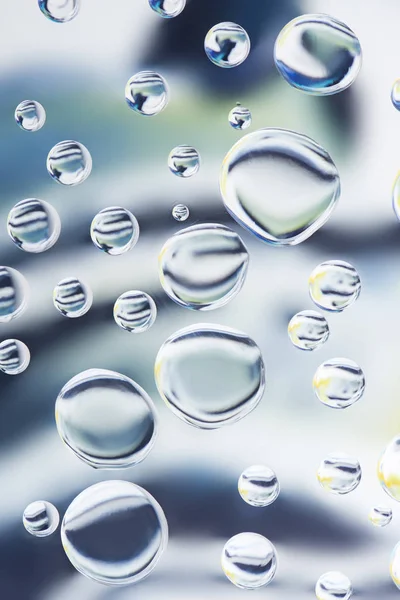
[220,128,340,245]
[38,0,80,22]
[148,0,185,18]
[125,71,169,116]
[368,506,392,528]
[315,571,352,600]
[90,207,139,256]
[274,14,362,96]
[0,339,30,375]
[309,260,361,312]
[317,453,361,495]
[229,104,252,130]
[23,501,59,538]
[205,22,250,68]
[288,310,329,351]
[172,204,189,222]
[0,267,29,323]
[159,223,249,311]
[392,80,400,111]
[377,435,400,501]
[392,172,400,221]
[53,277,92,318]
[7,198,61,253]
[56,369,157,469]
[168,145,200,178]
[155,323,265,429]
[47,140,92,186]
[114,291,157,333]
[61,481,168,585]
[313,358,365,409]
[221,532,277,589]
[15,100,46,132]
[238,465,280,507]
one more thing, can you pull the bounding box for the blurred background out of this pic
[1,0,400,597]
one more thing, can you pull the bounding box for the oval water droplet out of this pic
[148,0,185,18]
[0,267,29,323]
[204,22,250,68]
[47,140,92,186]
[309,260,361,312]
[53,277,92,318]
[317,453,361,494]
[0,339,30,375]
[38,0,80,22]
[90,207,139,255]
[313,358,365,409]
[392,172,400,221]
[392,80,400,111]
[228,104,252,130]
[172,204,189,222]
[368,506,392,528]
[378,435,400,501]
[221,532,277,589]
[113,291,157,333]
[238,465,280,507]
[168,145,200,178]
[15,100,46,132]
[315,571,352,600]
[23,501,59,537]
[125,71,169,116]
[391,543,400,589]
[288,310,329,351]
[7,198,61,253]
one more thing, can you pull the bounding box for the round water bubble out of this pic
[238,465,279,507]
[315,571,352,600]
[148,0,185,18]
[317,453,361,495]
[172,204,189,222]
[23,501,59,538]
[220,128,340,245]
[377,435,400,501]
[15,100,46,132]
[0,267,29,323]
[392,172,400,221]
[155,323,265,429]
[313,358,365,409]
[0,339,30,375]
[159,223,249,311]
[114,291,157,333]
[229,104,252,130]
[7,198,61,253]
[47,140,92,186]
[38,0,80,22]
[90,207,139,256]
[288,310,329,351]
[221,532,277,589]
[205,22,250,68]
[168,145,200,178]
[391,80,400,111]
[309,260,361,312]
[125,71,169,116]
[53,277,92,318]
[274,14,362,96]
[391,542,400,589]
[56,368,157,468]
[368,506,392,527]
[61,481,168,585]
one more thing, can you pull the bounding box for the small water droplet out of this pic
[288,310,329,351]
[309,260,361,312]
[378,435,400,501]
[125,71,169,116]
[317,453,361,494]
[114,291,157,333]
[238,465,279,507]
[313,358,365,409]
[221,532,277,589]
[204,22,250,68]
[23,501,59,537]
[7,198,60,253]
[168,145,200,178]
[228,104,252,130]
[47,140,92,186]
[53,277,92,318]
[15,100,46,132]
[148,0,185,18]
[392,172,400,221]
[0,267,29,323]
[391,542,400,589]
[315,571,352,600]
[172,204,189,221]
[90,207,139,255]
[38,0,80,22]
[368,506,392,527]
[0,339,30,375]
[391,80,400,111]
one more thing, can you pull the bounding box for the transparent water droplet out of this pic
[392,80,400,111]
[61,481,168,585]
[309,260,361,312]
[391,542,400,589]
[159,223,249,311]
[155,323,265,429]
[15,100,46,132]
[23,501,59,538]
[368,506,392,527]
[172,204,189,221]
[0,267,29,323]
[0,339,30,375]
[377,435,400,501]
[113,291,157,333]
[220,128,340,245]
[392,172,400,221]
[238,465,280,507]
[315,571,352,600]
[204,22,250,68]
[125,71,169,116]
[168,145,200,178]
[148,0,185,18]
[53,277,92,318]
[288,310,329,351]
[38,0,80,22]
[317,453,361,495]
[313,358,365,409]
[47,140,92,186]
[221,532,277,589]
[228,104,252,130]
[90,207,139,255]
[55,369,158,468]
[274,14,362,96]
[7,198,61,253]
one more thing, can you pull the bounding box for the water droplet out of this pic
[309,260,361,312]
[378,435,400,501]
[220,128,340,245]
[221,532,277,589]
[0,339,30,375]
[315,571,352,600]
[288,310,329,351]
[274,14,362,96]
[204,22,250,68]
[23,501,59,537]
[391,542,400,589]
[313,358,365,409]
[368,506,392,527]
[38,0,80,22]
[125,71,169,116]
[168,145,200,178]
[7,198,61,253]
[55,368,158,468]
[155,323,265,429]
[61,481,168,585]
[392,80,400,111]
[238,465,279,507]
[392,172,400,221]
[90,207,139,255]
[53,277,92,318]
[159,223,249,311]
[0,267,29,323]
[113,291,157,333]
[317,453,361,495]
[148,0,185,18]
[47,140,92,186]
[228,104,252,130]
[172,204,189,222]
[15,100,46,132]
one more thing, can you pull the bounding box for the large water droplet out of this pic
[228,104,252,130]
[238,465,280,507]
[315,571,352,600]
[168,145,200,178]
[317,453,361,494]
[23,501,59,537]
[221,533,277,589]
[15,100,46,132]
[288,310,329,351]
[125,71,169,116]
[47,140,92,186]
[148,0,185,18]
[274,14,362,96]
[172,204,189,222]
[309,260,361,312]
[0,267,29,323]
[391,543,400,589]
[0,339,30,375]
[113,291,157,333]
[313,358,365,409]
[368,506,392,528]
[7,198,61,253]
[90,207,139,255]
[155,323,265,429]
[204,22,250,68]
[61,481,168,585]
[53,277,92,318]
[378,435,400,501]
[38,0,80,22]
[220,128,340,245]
